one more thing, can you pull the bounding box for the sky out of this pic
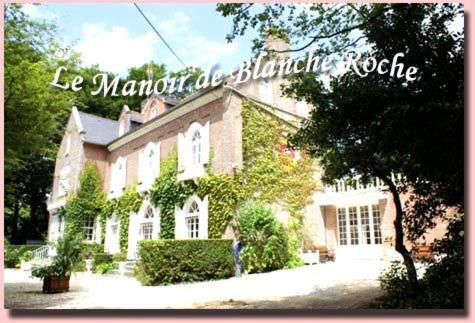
[21,3,257,76]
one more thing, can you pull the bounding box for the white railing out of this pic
[31,245,56,263]
[324,174,402,194]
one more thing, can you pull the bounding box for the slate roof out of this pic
[77,111,117,146]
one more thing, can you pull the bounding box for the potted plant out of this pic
[31,233,82,293]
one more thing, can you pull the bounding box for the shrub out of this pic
[93,252,113,271]
[135,239,234,286]
[237,202,290,273]
[4,244,20,268]
[95,262,116,275]
[371,215,464,309]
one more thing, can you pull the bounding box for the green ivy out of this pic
[149,150,196,239]
[63,163,106,239]
[102,183,143,253]
[197,173,243,238]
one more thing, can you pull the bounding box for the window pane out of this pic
[372,204,382,244]
[360,206,371,244]
[83,215,95,241]
[337,208,347,245]
[349,207,359,245]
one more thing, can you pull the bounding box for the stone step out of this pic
[107,269,135,277]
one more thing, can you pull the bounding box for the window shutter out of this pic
[199,195,209,239]
[202,121,210,165]
[154,142,161,179]
[174,205,185,239]
[177,133,186,172]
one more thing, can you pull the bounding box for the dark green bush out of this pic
[237,202,290,273]
[371,215,464,309]
[93,252,113,271]
[4,242,44,268]
[135,239,234,286]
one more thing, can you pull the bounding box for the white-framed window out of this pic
[337,204,383,246]
[138,142,160,191]
[110,157,127,197]
[186,201,200,238]
[191,130,202,165]
[118,120,126,136]
[259,78,273,103]
[177,122,210,181]
[65,134,72,156]
[175,195,208,239]
[139,206,155,240]
[83,215,95,241]
[57,166,71,197]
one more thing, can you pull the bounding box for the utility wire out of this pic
[133,3,188,69]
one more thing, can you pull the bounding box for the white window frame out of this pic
[177,121,210,181]
[336,203,382,246]
[138,142,160,191]
[83,215,95,242]
[150,102,157,118]
[109,157,127,198]
[175,195,208,239]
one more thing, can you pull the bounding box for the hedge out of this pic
[135,239,234,286]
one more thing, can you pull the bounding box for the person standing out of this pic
[233,238,243,277]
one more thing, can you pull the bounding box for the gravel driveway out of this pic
[4,261,388,309]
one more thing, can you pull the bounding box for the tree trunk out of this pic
[386,179,418,286]
[11,199,20,244]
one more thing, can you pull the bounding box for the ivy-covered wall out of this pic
[62,163,106,238]
[148,99,316,241]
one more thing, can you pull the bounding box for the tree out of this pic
[217,3,464,285]
[4,4,75,243]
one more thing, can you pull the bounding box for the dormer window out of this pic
[118,120,125,136]
[110,156,127,197]
[191,130,202,165]
[138,142,160,191]
[177,122,210,181]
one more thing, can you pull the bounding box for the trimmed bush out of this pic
[93,252,113,272]
[135,239,234,286]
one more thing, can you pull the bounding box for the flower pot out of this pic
[42,276,70,293]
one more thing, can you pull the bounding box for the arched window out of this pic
[140,206,154,240]
[118,120,125,136]
[191,130,202,165]
[259,78,272,103]
[186,201,200,238]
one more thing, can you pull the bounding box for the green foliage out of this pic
[32,233,82,279]
[102,184,143,252]
[149,150,196,238]
[241,101,316,210]
[237,202,291,273]
[197,174,243,238]
[4,242,43,268]
[95,262,117,275]
[135,239,234,286]
[62,163,106,239]
[371,215,464,309]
